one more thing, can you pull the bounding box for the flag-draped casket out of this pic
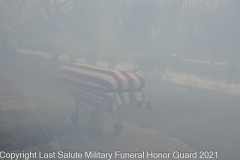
[58,63,151,110]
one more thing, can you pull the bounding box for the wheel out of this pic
[93,126,101,136]
[70,114,79,123]
[144,60,165,79]
[114,122,122,134]
[133,56,165,79]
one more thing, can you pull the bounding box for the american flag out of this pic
[58,63,152,110]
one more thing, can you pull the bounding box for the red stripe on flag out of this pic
[70,64,124,90]
[59,69,113,90]
[118,70,136,102]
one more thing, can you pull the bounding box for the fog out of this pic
[0,0,240,160]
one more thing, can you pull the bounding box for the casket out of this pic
[58,63,151,110]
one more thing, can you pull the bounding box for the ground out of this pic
[0,51,239,160]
